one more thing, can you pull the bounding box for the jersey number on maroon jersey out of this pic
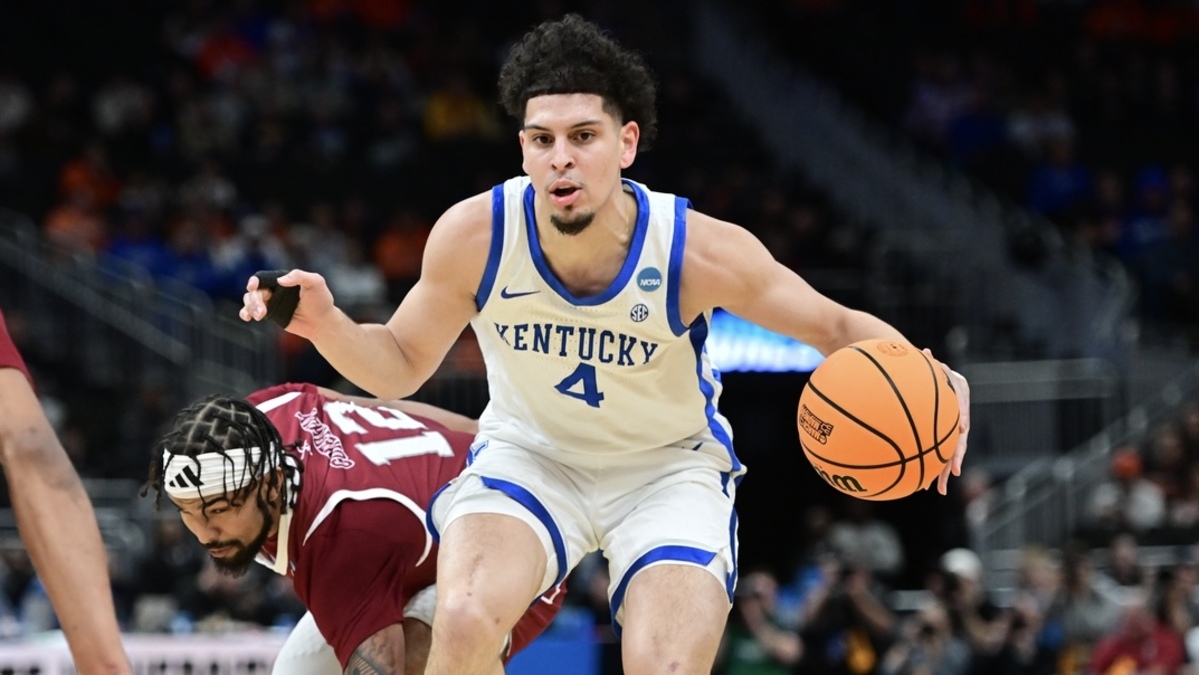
[324,401,455,466]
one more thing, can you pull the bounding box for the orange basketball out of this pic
[797,339,960,501]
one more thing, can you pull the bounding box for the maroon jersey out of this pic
[245,383,563,666]
[0,310,31,383]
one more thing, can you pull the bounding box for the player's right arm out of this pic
[241,195,492,400]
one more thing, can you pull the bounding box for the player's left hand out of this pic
[924,349,970,496]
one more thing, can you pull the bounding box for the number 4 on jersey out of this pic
[554,363,605,408]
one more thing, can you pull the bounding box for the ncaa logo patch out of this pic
[637,267,662,291]
[630,303,649,322]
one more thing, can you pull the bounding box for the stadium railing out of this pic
[976,359,1199,563]
[0,210,280,400]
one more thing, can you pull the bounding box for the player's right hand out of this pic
[239,269,334,340]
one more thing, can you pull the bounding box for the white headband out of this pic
[162,446,276,499]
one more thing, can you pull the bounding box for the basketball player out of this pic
[144,382,564,674]
[0,309,130,674]
[238,14,972,674]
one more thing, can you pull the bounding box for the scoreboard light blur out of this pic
[707,309,824,373]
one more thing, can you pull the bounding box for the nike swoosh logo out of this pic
[500,287,540,299]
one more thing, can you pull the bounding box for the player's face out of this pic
[519,93,639,235]
[171,490,274,578]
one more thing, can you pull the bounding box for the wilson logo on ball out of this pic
[814,466,866,493]
[798,405,834,445]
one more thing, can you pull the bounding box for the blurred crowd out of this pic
[0,0,864,319]
[712,532,1199,675]
[746,0,1199,348]
[1085,397,1199,544]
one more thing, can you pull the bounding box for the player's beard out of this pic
[550,210,594,236]
[208,505,274,578]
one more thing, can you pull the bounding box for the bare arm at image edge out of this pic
[0,323,130,674]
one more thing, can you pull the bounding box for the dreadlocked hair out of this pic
[142,395,301,513]
[498,13,659,150]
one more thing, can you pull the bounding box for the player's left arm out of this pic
[681,210,903,353]
[681,210,970,493]
[0,369,130,674]
[314,386,479,436]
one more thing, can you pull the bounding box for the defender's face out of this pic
[519,93,639,235]
[171,491,273,578]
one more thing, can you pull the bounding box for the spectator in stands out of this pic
[1007,87,1075,161]
[1101,532,1148,598]
[43,187,108,258]
[1117,165,1173,267]
[879,596,971,675]
[324,239,387,317]
[131,517,206,632]
[57,140,122,213]
[1143,422,1190,503]
[1014,546,1061,616]
[797,552,895,675]
[371,206,431,303]
[1167,463,1199,531]
[903,51,974,153]
[716,568,803,675]
[988,590,1059,675]
[422,70,502,142]
[1154,565,1195,642]
[1046,545,1123,672]
[938,547,1008,670]
[104,209,174,280]
[176,557,281,632]
[827,499,905,581]
[1089,593,1187,675]
[290,201,351,277]
[1026,138,1094,224]
[1087,447,1167,534]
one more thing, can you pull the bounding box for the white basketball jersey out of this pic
[470,176,739,471]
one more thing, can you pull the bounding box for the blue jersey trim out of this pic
[425,480,454,542]
[479,476,569,595]
[666,196,691,336]
[522,179,650,306]
[609,545,717,637]
[723,473,739,600]
[689,316,741,472]
[475,184,506,312]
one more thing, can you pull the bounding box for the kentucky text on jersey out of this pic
[491,322,660,366]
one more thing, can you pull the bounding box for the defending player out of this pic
[144,382,563,674]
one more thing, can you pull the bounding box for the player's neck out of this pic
[537,187,637,295]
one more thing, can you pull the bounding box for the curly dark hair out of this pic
[498,14,658,150]
[142,395,301,514]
